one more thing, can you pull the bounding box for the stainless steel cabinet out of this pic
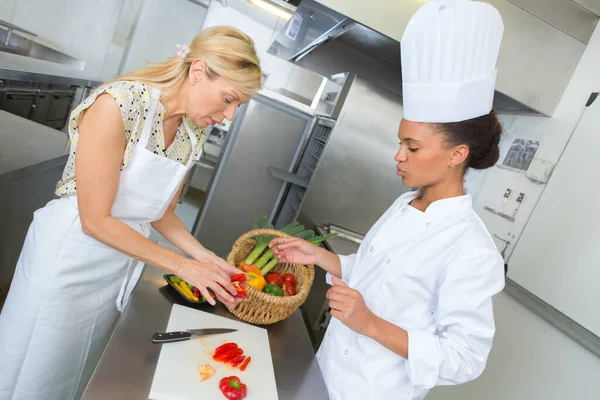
[0,79,75,130]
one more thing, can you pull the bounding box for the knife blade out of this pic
[152,328,237,344]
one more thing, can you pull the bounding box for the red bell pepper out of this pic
[219,376,247,400]
[230,274,248,300]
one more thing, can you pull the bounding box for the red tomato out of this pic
[281,273,296,287]
[265,272,282,286]
[281,283,296,296]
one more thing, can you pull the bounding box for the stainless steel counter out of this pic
[0,51,102,87]
[83,266,329,400]
[0,110,69,179]
[0,110,70,301]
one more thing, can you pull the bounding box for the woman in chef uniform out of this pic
[0,26,261,400]
[271,1,505,399]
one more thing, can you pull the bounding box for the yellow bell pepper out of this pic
[246,273,267,292]
[177,280,199,301]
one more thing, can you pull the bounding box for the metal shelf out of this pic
[268,166,309,188]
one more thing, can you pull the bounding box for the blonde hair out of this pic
[109,26,262,97]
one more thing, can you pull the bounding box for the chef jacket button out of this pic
[327,332,331,337]
[386,259,391,263]
[369,247,374,251]
[426,223,431,227]
[344,350,348,355]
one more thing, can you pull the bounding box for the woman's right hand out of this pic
[269,237,322,265]
[176,258,237,307]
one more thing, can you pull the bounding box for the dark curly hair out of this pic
[435,110,503,170]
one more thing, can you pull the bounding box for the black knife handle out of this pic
[152,331,192,344]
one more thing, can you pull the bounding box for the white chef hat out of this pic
[401,0,504,123]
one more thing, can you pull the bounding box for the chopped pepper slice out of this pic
[230,274,248,300]
[214,343,238,355]
[239,356,251,371]
[198,364,215,382]
[219,376,247,400]
[230,274,247,283]
[215,348,244,363]
[230,355,246,367]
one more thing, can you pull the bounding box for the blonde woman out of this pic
[0,26,262,400]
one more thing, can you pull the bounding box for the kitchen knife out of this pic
[152,328,237,344]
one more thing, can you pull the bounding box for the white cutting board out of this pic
[149,304,278,400]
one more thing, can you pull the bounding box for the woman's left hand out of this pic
[205,251,242,276]
[327,278,377,337]
[195,251,247,306]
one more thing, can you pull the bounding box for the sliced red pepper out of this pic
[213,346,241,362]
[214,342,238,356]
[228,274,247,300]
[219,376,247,400]
[217,348,244,363]
[231,281,247,300]
[230,274,246,283]
[230,355,246,367]
[239,356,251,371]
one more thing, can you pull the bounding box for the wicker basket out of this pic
[226,229,315,325]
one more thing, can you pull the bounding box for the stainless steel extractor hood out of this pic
[268,0,599,116]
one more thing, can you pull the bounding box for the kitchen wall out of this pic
[0,0,16,21]
[472,20,600,261]
[119,0,208,75]
[100,0,144,80]
[428,21,600,400]
[202,0,325,105]
[2,0,124,79]
[428,291,600,400]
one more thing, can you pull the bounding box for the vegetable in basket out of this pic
[242,219,305,269]
[259,233,338,275]
[230,274,248,300]
[245,273,266,292]
[241,216,337,275]
[263,284,284,297]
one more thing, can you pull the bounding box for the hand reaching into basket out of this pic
[269,237,322,265]
[270,237,344,279]
[178,251,246,307]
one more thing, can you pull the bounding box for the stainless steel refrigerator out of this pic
[191,91,334,258]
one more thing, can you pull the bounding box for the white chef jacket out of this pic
[316,190,505,400]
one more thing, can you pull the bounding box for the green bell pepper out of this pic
[263,283,284,297]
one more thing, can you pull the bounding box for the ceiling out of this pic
[222,0,296,29]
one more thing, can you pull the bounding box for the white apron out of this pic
[0,88,198,400]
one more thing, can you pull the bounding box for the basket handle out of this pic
[232,228,292,248]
